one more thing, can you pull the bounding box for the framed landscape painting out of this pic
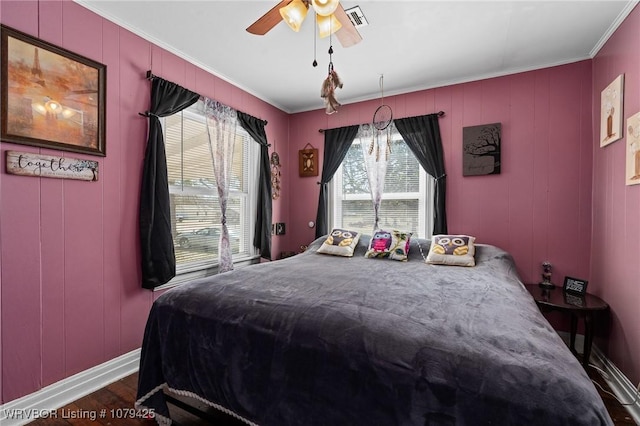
[1,25,106,156]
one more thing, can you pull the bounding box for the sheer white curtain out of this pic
[359,123,393,232]
[203,98,237,273]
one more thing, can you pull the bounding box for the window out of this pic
[163,100,258,280]
[331,127,434,238]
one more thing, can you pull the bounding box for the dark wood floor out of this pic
[27,368,637,425]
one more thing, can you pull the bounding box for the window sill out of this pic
[153,254,262,292]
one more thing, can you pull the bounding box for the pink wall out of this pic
[288,61,594,289]
[591,4,640,386]
[2,0,638,406]
[0,0,289,403]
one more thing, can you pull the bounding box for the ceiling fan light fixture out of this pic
[317,13,342,38]
[311,0,339,16]
[279,0,308,32]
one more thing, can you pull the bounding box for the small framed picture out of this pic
[563,276,588,296]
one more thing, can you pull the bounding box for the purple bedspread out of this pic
[135,236,612,425]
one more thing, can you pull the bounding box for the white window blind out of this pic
[163,100,257,278]
[331,130,434,238]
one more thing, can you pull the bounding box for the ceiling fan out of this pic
[246,0,362,48]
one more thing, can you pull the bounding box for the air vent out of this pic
[344,6,368,28]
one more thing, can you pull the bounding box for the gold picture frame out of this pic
[600,74,624,148]
[1,25,106,156]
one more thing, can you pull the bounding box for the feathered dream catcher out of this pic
[369,75,393,161]
[270,140,281,200]
[321,60,343,114]
[319,29,343,114]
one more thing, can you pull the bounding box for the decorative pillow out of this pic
[425,235,476,266]
[317,229,361,257]
[364,229,412,261]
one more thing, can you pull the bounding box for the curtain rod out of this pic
[140,70,267,125]
[318,110,445,133]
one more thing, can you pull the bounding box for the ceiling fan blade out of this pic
[246,0,292,35]
[333,4,362,48]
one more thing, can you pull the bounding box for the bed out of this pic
[135,234,613,425]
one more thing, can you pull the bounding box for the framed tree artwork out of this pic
[1,25,106,156]
[463,123,501,176]
[600,74,624,148]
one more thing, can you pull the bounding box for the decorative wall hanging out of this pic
[299,143,318,176]
[369,75,393,161]
[6,150,98,181]
[600,74,624,147]
[462,123,501,176]
[1,25,106,156]
[270,140,282,199]
[626,111,640,186]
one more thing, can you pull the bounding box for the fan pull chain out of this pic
[327,21,334,75]
[312,18,318,67]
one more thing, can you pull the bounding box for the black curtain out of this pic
[394,114,448,235]
[140,78,199,289]
[238,112,272,260]
[315,125,360,239]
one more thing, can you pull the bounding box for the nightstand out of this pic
[524,284,609,368]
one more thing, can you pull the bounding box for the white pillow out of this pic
[317,229,361,257]
[425,235,476,266]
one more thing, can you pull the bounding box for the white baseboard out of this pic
[591,345,640,424]
[0,349,141,426]
[557,331,640,424]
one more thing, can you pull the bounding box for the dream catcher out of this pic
[270,141,281,200]
[369,75,393,161]
[320,27,343,114]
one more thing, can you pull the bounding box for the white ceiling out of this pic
[74,0,637,114]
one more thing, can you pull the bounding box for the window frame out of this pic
[330,133,434,239]
[155,104,260,290]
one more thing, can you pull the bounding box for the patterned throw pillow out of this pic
[364,229,412,261]
[425,235,476,266]
[317,229,361,257]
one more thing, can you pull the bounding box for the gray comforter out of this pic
[135,236,612,425]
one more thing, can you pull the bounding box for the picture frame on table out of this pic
[1,24,106,156]
[563,276,589,296]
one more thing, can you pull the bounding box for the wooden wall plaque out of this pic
[299,144,318,177]
[6,150,98,181]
